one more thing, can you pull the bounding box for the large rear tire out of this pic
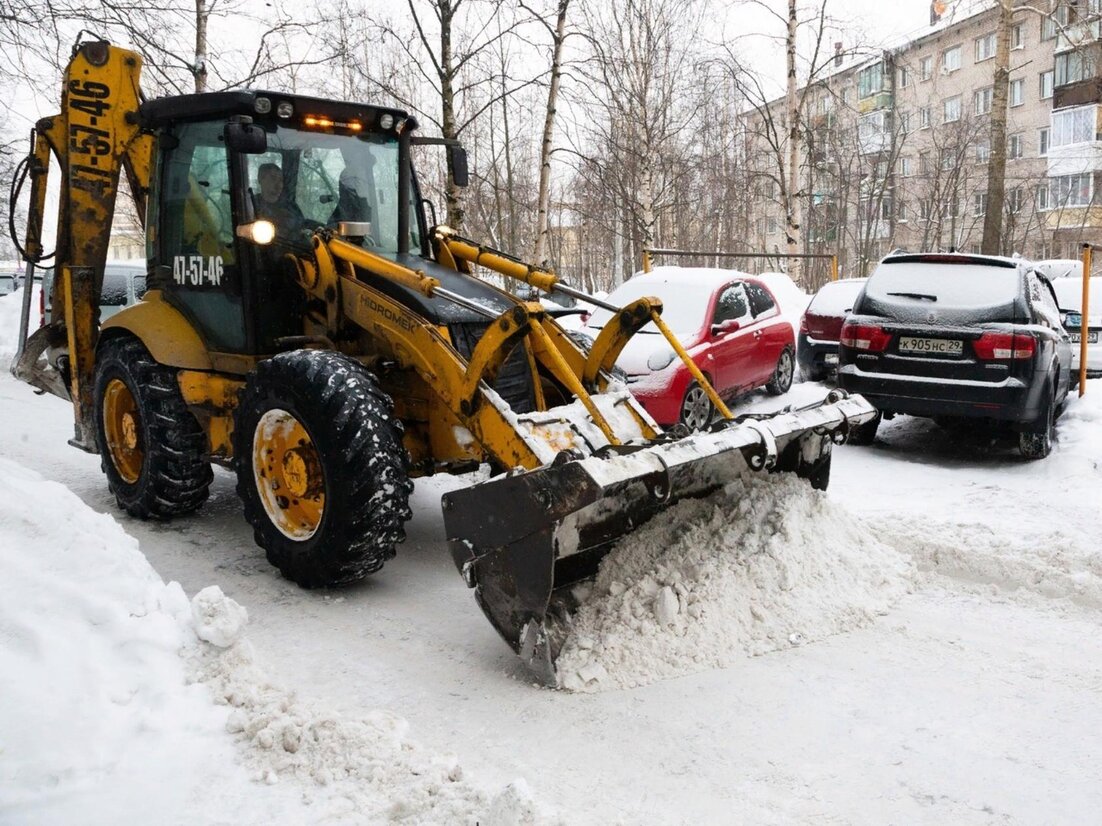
[93,336,212,519]
[233,350,413,588]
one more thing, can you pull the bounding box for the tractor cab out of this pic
[140,91,426,357]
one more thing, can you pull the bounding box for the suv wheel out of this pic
[1019,390,1055,460]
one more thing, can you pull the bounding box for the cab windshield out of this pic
[245,125,419,254]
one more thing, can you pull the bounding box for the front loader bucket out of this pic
[444,392,877,684]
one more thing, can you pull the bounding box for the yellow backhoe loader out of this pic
[10,40,875,683]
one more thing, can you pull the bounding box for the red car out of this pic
[581,269,796,428]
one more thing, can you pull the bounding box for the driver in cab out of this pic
[255,162,306,242]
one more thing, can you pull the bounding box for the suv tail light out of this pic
[840,322,892,352]
[973,332,1035,360]
[799,314,809,334]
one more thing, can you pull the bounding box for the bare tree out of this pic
[526,0,570,265]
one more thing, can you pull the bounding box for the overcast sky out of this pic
[731,0,985,97]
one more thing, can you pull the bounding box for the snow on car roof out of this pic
[625,265,749,289]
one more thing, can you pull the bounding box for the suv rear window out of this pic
[865,262,1020,310]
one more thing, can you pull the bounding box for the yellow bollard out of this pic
[1080,244,1092,397]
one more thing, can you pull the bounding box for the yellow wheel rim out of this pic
[103,378,144,484]
[253,408,325,541]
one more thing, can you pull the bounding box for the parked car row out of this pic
[576,268,797,428]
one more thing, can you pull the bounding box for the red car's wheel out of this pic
[679,381,715,430]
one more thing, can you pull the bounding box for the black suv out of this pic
[838,253,1072,459]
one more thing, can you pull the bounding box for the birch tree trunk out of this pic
[784,0,802,283]
[194,0,208,92]
[533,0,570,265]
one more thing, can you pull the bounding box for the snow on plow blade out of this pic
[444,391,877,684]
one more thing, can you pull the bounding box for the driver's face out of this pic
[259,168,283,202]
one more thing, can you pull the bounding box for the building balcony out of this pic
[1056,18,1101,54]
[1048,141,1102,177]
[858,91,892,115]
[1054,78,1102,110]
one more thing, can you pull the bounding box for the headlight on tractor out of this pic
[647,347,676,371]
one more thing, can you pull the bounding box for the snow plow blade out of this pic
[444,391,877,684]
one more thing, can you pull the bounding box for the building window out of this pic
[1049,173,1093,208]
[1012,23,1024,49]
[1009,133,1024,159]
[1010,78,1025,107]
[920,55,933,81]
[1042,6,1069,42]
[1039,126,1050,156]
[858,63,884,99]
[1040,70,1054,100]
[920,106,932,128]
[943,45,962,73]
[974,193,988,217]
[919,199,931,220]
[943,197,961,218]
[944,95,962,122]
[897,66,909,88]
[1051,105,1097,147]
[899,111,911,134]
[900,157,912,177]
[975,33,996,62]
[898,200,908,221]
[976,141,991,162]
[941,152,956,171]
[1036,184,1050,210]
[1055,51,1089,87]
[975,87,993,115]
[1007,187,1023,214]
[841,87,851,105]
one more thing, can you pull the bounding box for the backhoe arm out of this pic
[12,40,153,449]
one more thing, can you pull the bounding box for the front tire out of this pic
[233,350,413,588]
[93,336,212,519]
[765,347,795,395]
[679,381,716,430]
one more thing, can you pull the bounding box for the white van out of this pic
[42,262,148,324]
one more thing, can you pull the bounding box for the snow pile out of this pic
[755,271,810,340]
[555,471,914,692]
[187,593,548,823]
[0,285,36,361]
[0,456,270,823]
[0,455,552,825]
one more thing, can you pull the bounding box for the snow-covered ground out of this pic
[2,285,1102,824]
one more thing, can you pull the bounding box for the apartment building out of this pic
[747,0,1102,282]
